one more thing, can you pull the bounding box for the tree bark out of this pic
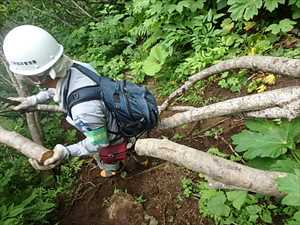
[135,138,287,197]
[0,126,52,162]
[159,86,300,129]
[0,125,287,197]
[0,49,43,144]
[14,76,44,144]
[160,56,300,112]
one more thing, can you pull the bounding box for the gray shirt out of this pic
[33,61,122,156]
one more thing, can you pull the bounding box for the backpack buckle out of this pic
[113,93,120,109]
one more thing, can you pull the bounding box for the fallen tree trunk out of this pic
[0,126,52,163]
[160,56,300,112]
[135,138,287,197]
[0,126,287,197]
[159,86,300,129]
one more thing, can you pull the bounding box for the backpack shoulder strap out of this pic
[64,63,103,119]
[72,63,101,83]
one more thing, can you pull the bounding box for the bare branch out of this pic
[159,86,300,129]
[160,56,300,112]
[70,0,96,20]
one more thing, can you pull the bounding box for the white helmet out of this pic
[3,25,64,75]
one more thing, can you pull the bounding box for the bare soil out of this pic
[58,75,297,225]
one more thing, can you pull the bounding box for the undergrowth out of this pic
[0,0,300,224]
[181,118,300,225]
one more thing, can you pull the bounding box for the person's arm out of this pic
[28,100,109,170]
[66,100,109,156]
[10,88,56,110]
[54,99,110,157]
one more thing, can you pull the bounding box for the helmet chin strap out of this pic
[49,55,72,80]
[23,72,49,85]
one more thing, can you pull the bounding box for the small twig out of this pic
[219,136,245,164]
[187,121,200,137]
[191,118,229,137]
[162,203,166,225]
[86,180,109,204]
[70,0,96,20]
[247,72,258,81]
[126,162,169,179]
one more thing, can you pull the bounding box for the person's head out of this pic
[3,25,71,85]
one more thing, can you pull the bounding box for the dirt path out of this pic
[59,162,213,225]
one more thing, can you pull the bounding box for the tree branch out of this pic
[160,56,300,112]
[0,126,52,162]
[135,138,287,197]
[159,86,300,129]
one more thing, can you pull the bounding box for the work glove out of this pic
[126,137,136,149]
[8,96,38,111]
[28,144,70,170]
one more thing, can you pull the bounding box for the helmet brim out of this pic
[9,45,64,76]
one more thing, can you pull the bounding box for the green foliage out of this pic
[231,119,300,224]
[0,145,83,225]
[135,195,147,204]
[143,44,169,76]
[226,191,248,210]
[0,189,55,225]
[183,181,287,225]
[264,0,285,12]
[206,192,230,217]
[218,71,247,92]
[232,119,300,159]
[228,0,298,21]
[286,211,300,225]
[228,0,262,21]
[277,170,300,206]
[181,178,195,198]
[1,1,300,225]
[266,19,297,34]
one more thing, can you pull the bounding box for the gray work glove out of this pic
[8,96,38,111]
[126,137,137,149]
[28,144,70,170]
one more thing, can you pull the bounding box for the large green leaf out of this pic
[232,119,300,159]
[206,192,230,217]
[266,19,297,34]
[264,0,285,12]
[142,58,162,76]
[277,170,300,206]
[248,157,300,173]
[226,191,248,210]
[289,0,300,7]
[142,44,168,76]
[286,211,300,225]
[228,0,262,21]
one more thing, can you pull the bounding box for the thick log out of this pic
[135,138,287,197]
[159,86,300,129]
[0,126,52,162]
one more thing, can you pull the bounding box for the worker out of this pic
[2,25,158,177]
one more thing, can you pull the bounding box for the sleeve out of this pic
[65,100,109,157]
[33,88,56,104]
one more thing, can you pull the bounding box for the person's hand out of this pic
[126,137,136,149]
[8,96,37,111]
[28,144,70,170]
